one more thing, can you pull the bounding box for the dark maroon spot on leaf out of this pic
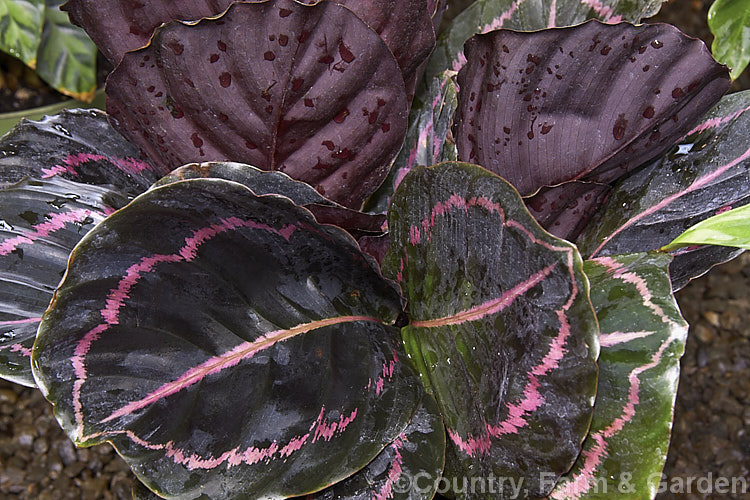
[643,64,650,72]
[381,123,390,132]
[219,113,228,122]
[210,54,219,63]
[298,30,310,43]
[190,133,203,148]
[600,45,611,55]
[688,80,701,92]
[147,86,155,93]
[643,106,655,119]
[319,54,334,64]
[339,42,355,63]
[217,40,227,51]
[503,126,511,134]
[219,72,231,88]
[651,39,664,49]
[322,140,335,151]
[502,44,509,53]
[332,148,353,160]
[245,140,257,149]
[291,78,304,91]
[279,34,289,46]
[304,98,314,107]
[269,34,275,41]
[264,51,276,61]
[672,87,685,98]
[377,98,386,107]
[613,114,628,140]
[528,130,534,139]
[334,109,350,123]
[168,41,184,55]
[541,123,553,134]
[279,8,291,17]
[638,45,647,54]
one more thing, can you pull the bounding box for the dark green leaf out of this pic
[307,394,445,500]
[578,89,750,289]
[708,0,750,80]
[0,0,44,67]
[32,178,422,498]
[383,162,599,498]
[552,253,687,499]
[0,109,159,387]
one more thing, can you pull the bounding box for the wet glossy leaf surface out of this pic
[578,90,750,289]
[366,71,458,215]
[106,0,408,209]
[307,394,445,500]
[383,162,599,498]
[0,110,160,387]
[156,162,385,237]
[32,179,422,498]
[454,21,729,240]
[552,253,687,499]
[424,0,664,80]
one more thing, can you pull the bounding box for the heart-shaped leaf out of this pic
[106,0,408,209]
[455,21,729,197]
[0,0,44,67]
[424,0,664,80]
[155,162,386,237]
[308,393,445,500]
[551,253,687,499]
[32,178,422,498]
[383,162,599,498]
[577,89,750,289]
[0,110,159,387]
[366,70,458,215]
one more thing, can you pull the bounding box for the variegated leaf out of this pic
[383,162,599,499]
[552,253,687,499]
[32,178,422,498]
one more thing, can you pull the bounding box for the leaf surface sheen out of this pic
[577,89,750,289]
[105,0,409,209]
[552,253,687,499]
[0,0,44,66]
[0,110,160,387]
[32,179,422,499]
[383,162,599,499]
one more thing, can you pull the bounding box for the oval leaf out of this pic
[455,21,730,198]
[106,0,409,209]
[424,0,664,80]
[577,89,750,289]
[383,162,599,498]
[155,162,386,237]
[0,0,44,67]
[32,178,422,498]
[552,253,687,499]
[709,0,750,81]
[0,109,160,387]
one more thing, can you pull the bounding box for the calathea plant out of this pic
[1,0,749,498]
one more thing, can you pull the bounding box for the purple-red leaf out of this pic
[383,162,599,497]
[106,0,409,208]
[0,110,160,387]
[455,20,729,234]
[32,178,422,498]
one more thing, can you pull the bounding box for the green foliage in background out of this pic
[708,0,750,80]
[0,0,96,100]
[662,204,750,251]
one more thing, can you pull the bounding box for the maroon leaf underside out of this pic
[454,21,729,236]
[106,0,409,209]
[526,182,610,241]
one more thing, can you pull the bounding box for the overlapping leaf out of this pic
[454,21,729,239]
[106,0,409,209]
[552,253,687,499]
[424,0,664,80]
[308,394,445,500]
[578,89,750,289]
[662,204,750,251]
[0,0,44,66]
[383,162,599,498]
[0,110,159,387]
[709,0,750,81]
[32,178,423,498]
[155,162,386,237]
[366,70,458,215]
